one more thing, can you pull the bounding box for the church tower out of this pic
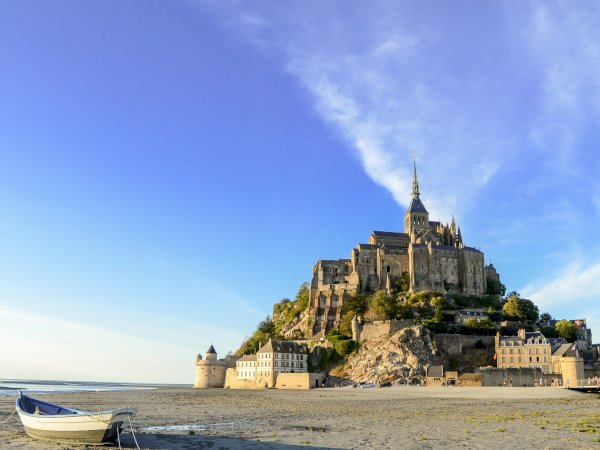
[404,157,430,237]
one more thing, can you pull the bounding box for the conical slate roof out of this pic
[206,345,216,354]
[407,196,428,213]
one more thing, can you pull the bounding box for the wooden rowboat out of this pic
[16,390,137,445]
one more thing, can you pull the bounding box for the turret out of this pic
[205,345,217,361]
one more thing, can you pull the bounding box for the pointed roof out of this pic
[407,197,428,213]
[206,345,216,354]
[412,154,420,198]
[407,156,428,214]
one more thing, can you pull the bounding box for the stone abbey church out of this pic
[309,160,500,337]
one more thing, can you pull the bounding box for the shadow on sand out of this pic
[116,433,342,450]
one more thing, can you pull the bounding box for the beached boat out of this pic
[15,391,137,445]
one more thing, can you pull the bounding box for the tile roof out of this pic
[357,243,377,250]
[258,340,307,354]
[460,246,483,253]
[552,343,575,358]
[427,365,444,378]
[372,231,409,238]
[407,197,428,213]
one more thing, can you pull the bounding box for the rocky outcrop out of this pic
[330,325,439,384]
[274,307,311,340]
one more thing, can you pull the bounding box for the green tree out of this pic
[486,279,506,296]
[343,294,369,316]
[501,294,538,324]
[257,315,276,336]
[431,296,447,323]
[338,309,355,338]
[555,320,577,342]
[370,290,397,319]
[539,312,553,323]
[294,283,309,309]
[521,299,539,324]
[502,295,524,322]
[463,317,480,327]
[539,325,559,338]
[505,291,521,300]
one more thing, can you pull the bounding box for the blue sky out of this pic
[1,1,599,383]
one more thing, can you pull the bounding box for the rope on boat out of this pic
[0,408,17,424]
[117,413,140,450]
[127,414,141,450]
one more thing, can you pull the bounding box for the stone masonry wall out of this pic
[431,334,495,357]
[359,320,414,342]
[481,367,542,387]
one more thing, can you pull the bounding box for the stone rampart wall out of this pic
[481,367,542,387]
[275,373,325,390]
[359,319,414,341]
[432,334,495,356]
[224,368,266,389]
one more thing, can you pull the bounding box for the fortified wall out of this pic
[431,334,495,357]
[193,345,235,389]
[481,367,543,387]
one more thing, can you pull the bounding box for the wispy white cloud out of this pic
[197,1,600,332]
[197,1,600,227]
[521,260,600,311]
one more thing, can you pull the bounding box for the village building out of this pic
[425,365,457,386]
[425,365,445,386]
[495,329,552,374]
[309,158,498,336]
[236,354,257,380]
[495,329,576,375]
[231,339,308,388]
[454,309,489,324]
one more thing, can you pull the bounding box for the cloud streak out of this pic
[198,0,600,335]
[199,1,600,225]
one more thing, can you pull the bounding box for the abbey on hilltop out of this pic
[309,158,500,337]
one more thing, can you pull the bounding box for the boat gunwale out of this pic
[15,391,137,420]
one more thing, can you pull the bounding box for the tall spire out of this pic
[412,154,420,199]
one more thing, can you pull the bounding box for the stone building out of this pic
[236,354,257,381]
[495,330,553,374]
[231,339,308,388]
[309,158,496,336]
[454,309,489,324]
[194,345,228,388]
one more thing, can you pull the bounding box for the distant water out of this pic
[0,379,178,396]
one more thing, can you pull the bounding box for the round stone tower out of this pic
[560,356,584,388]
[193,345,227,388]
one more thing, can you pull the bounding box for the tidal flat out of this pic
[1,386,599,449]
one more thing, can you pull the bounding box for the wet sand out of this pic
[1,386,599,449]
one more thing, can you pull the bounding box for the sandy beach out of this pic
[1,386,599,449]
